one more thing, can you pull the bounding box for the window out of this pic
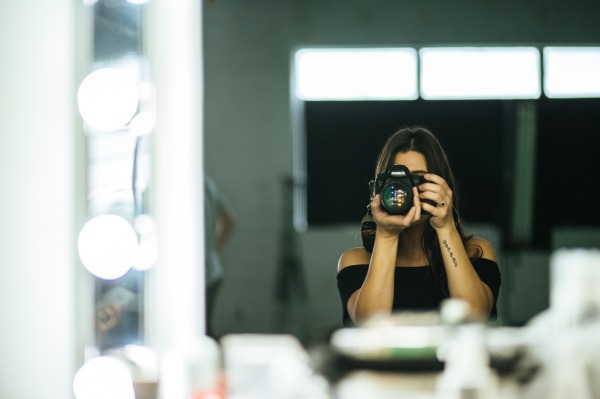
[294,48,418,100]
[544,47,600,98]
[294,46,600,243]
[419,47,541,100]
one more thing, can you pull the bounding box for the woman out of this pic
[337,126,501,326]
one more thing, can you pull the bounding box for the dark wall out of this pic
[305,100,507,226]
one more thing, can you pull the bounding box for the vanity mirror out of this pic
[77,0,155,352]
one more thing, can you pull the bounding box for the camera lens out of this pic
[381,183,412,214]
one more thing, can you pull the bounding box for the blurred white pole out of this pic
[146,0,205,354]
[0,1,83,398]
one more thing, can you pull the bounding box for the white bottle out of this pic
[436,301,499,399]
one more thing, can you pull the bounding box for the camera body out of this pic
[372,164,435,214]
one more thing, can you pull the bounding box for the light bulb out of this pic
[73,356,135,399]
[77,68,139,132]
[78,214,138,280]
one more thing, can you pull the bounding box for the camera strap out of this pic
[361,210,376,253]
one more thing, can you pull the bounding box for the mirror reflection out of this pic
[202,0,600,345]
[85,0,600,350]
[80,0,152,352]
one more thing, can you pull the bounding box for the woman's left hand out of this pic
[419,173,454,230]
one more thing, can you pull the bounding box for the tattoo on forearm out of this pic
[443,240,458,268]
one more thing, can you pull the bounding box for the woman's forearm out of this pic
[351,235,398,322]
[436,226,492,317]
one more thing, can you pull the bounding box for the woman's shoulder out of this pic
[467,236,497,262]
[337,247,371,272]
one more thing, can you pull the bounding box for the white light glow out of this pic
[544,47,600,98]
[73,357,135,399]
[131,216,156,271]
[133,241,157,271]
[78,214,138,280]
[134,214,155,235]
[77,68,139,131]
[420,47,541,100]
[295,48,418,100]
[129,111,156,136]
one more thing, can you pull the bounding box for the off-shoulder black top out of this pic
[336,258,501,326]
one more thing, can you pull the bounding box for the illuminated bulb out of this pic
[73,356,135,399]
[133,241,157,271]
[134,214,155,235]
[132,214,156,271]
[78,214,138,280]
[129,111,156,136]
[77,68,139,132]
[137,81,156,103]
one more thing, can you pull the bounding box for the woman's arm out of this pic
[339,193,421,324]
[438,230,495,318]
[420,173,495,318]
[339,238,397,324]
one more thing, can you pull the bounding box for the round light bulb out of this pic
[78,214,138,280]
[73,356,135,399]
[129,111,156,136]
[77,68,139,132]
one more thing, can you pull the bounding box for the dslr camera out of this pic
[372,164,435,215]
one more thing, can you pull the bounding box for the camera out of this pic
[372,164,435,214]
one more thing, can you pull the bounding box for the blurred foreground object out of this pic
[221,334,330,399]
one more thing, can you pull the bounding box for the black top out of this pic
[336,258,501,326]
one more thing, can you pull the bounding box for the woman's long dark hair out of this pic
[374,126,480,285]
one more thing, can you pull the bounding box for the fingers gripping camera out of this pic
[372,164,436,214]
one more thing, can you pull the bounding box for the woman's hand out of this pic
[419,173,454,230]
[370,188,422,238]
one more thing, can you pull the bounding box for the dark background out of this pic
[306,98,600,249]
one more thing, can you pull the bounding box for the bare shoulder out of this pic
[337,247,371,272]
[467,236,497,262]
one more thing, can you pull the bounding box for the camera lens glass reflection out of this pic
[382,184,410,213]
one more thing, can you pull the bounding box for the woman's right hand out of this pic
[370,187,421,238]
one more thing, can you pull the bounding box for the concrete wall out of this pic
[203,0,600,342]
